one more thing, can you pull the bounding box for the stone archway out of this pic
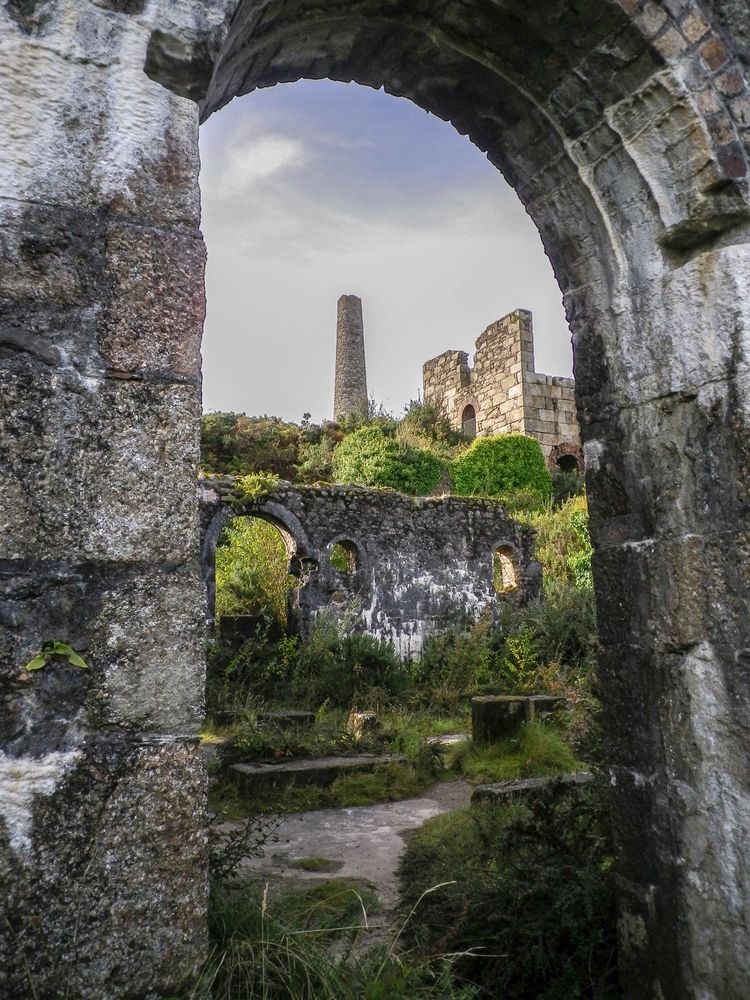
[3,3,750,997]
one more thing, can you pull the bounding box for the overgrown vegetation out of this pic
[398,780,619,999]
[214,517,295,624]
[199,399,613,999]
[190,878,480,1000]
[451,433,553,503]
[332,424,443,495]
[449,722,582,783]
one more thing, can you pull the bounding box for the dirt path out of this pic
[234,778,473,909]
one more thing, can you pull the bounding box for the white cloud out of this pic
[215,133,310,196]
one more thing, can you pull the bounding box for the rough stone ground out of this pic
[228,777,473,913]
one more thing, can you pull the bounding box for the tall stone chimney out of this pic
[333,294,368,421]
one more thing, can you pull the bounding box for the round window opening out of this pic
[556,453,579,473]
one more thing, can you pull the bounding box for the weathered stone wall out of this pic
[4,1,750,996]
[423,309,581,464]
[0,3,225,994]
[201,478,540,657]
[333,294,368,421]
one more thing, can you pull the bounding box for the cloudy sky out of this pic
[199,80,572,422]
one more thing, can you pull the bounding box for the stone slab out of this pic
[471,771,593,805]
[230,753,405,795]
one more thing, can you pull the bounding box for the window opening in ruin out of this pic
[556,453,578,473]
[462,404,477,439]
[215,515,298,634]
[493,545,519,593]
[329,539,358,575]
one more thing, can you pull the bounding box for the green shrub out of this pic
[234,470,279,501]
[295,435,337,483]
[551,467,585,506]
[451,434,552,503]
[398,780,619,999]
[293,624,410,709]
[215,517,295,624]
[526,494,592,589]
[413,616,495,705]
[333,425,443,496]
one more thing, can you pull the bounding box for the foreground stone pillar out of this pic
[0,4,216,994]
[578,244,750,998]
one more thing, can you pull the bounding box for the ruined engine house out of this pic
[423,309,582,471]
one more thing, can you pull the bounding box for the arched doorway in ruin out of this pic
[6,5,750,998]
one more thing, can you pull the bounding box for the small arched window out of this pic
[556,453,579,473]
[329,539,358,576]
[493,545,519,593]
[461,404,477,439]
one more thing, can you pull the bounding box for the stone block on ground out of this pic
[230,753,404,798]
[471,696,526,744]
[471,695,566,744]
[471,772,593,805]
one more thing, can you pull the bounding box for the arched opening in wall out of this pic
[215,514,298,641]
[329,539,358,576]
[556,454,579,474]
[461,404,477,440]
[493,545,519,594]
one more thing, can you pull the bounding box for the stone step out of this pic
[230,753,405,796]
[471,771,593,805]
[426,732,469,747]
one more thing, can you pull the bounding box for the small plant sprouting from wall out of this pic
[25,641,89,671]
[233,471,279,506]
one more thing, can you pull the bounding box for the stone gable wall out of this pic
[200,478,541,658]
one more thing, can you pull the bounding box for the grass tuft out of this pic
[450,721,581,784]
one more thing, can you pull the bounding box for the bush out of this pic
[526,495,593,589]
[451,434,552,503]
[208,618,410,713]
[398,780,619,999]
[333,425,443,496]
[293,622,410,709]
[413,616,495,705]
[215,517,295,624]
[551,467,585,506]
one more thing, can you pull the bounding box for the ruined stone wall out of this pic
[523,374,579,461]
[200,478,541,657]
[0,4,225,995]
[423,309,581,463]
